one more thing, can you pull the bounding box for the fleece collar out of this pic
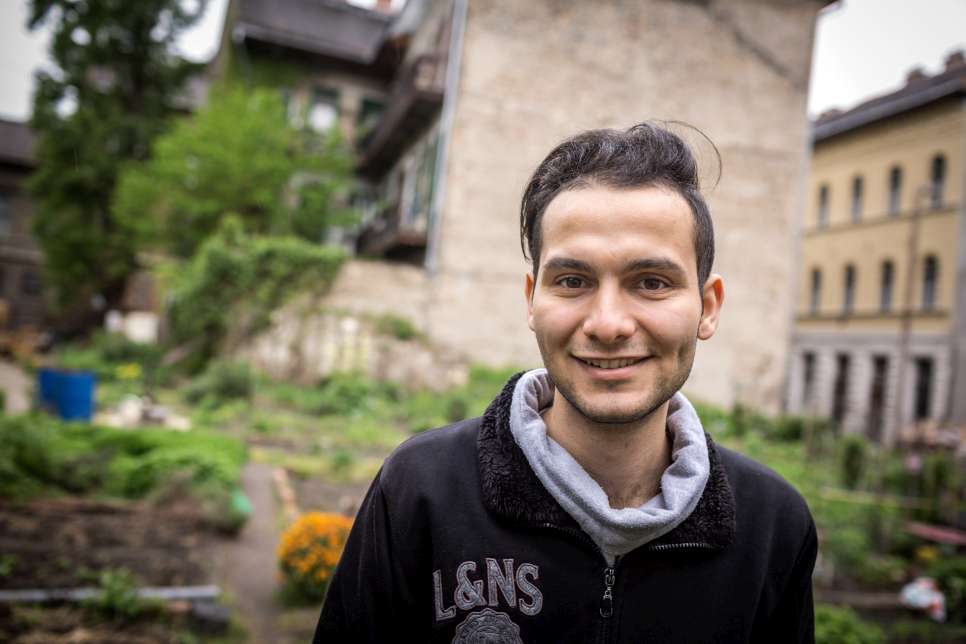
[478,372,736,551]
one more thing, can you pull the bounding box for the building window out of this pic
[850,176,863,222]
[843,264,856,314]
[817,184,829,227]
[356,97,385,144]
[914,356,933,421]
[20,269,42,296]
[0,194,11,237]
[922,255,938,310]
[880,260,894,312]
[307,87,340,133]
[888,166,902,216]
[802,351,816,408]
[930,154,946,209]
[809,268,822,314]
[832,353,850,426]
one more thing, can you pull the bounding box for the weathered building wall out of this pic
[322,0,824,412]
[423,0,823,412]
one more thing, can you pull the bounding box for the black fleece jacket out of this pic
[314,374,817,643]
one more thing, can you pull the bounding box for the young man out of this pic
[314,123,817,643]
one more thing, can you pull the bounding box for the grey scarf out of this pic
[509,369,710,565]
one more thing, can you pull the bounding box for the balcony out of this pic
[356,53,445,178]
[356,199,428,262]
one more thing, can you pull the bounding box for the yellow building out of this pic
[786,52,966,445]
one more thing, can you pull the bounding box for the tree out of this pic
[27,0,206,324]
[114,86,354,258]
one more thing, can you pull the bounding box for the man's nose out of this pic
[581,283,636,344]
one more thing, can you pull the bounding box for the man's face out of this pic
[525,184,723,425]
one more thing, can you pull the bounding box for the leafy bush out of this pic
[55,331,163,384]
[83,568,159,620]
[183,360,254,407]
[277,512,353,602]
[888,619,966,643]
[928,556,966,624]
[404,365,519,433]
[164,218,345,370]
[0,415,247,529]
[374,313,421,341]
[854,554,907,587]
[814,604,884,644]
[840,434,869,489]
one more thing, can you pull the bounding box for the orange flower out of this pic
[277,512,353,598]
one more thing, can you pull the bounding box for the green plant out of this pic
[928,556,966,624]
[83,568,158,620]
[183,360,254,407]
[374,313,421,341]
[814,604,884,644]
[0,554,17,578]
[840,434,869,489]
[164,218,345,369]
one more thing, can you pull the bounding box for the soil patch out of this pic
[0,497,216,590]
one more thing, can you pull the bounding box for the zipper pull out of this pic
[600,566,615,617]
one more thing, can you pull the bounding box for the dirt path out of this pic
[213,461,287,643]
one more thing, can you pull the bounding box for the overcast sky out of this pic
[1,0,964,121]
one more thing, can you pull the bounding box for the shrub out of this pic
[277,512,353,602]
[814,604,884,644]
[82,568,159,621]
[928,556,966,624]
[164,218,345,370]
[374,313,421,341]
[183,360,254,407]
[840,434,869,489]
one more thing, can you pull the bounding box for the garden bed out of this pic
[0,497,216,591]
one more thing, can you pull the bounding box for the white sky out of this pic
[0,0,964,121]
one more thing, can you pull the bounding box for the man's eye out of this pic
[640,277,668,290]
[558,276,585,289]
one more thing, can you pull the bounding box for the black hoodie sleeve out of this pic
[759,517,818,644]
[312,468,426,642]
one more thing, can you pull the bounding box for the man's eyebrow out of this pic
[624,258,688,276]
[541,257,594,274]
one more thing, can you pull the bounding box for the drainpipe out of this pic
[424,0,468,275]
[892,185,930,447]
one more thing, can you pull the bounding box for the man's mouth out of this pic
[574,356,647,370]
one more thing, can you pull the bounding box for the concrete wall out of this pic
[328,0,825,412]
[431,0,823,411]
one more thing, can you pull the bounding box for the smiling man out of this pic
[315,123,817,643]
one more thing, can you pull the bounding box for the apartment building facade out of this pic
[786,53,966,445]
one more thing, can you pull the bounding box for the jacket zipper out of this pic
[647,542,716,552]
[540,523,714,642]
[600,564,616,618]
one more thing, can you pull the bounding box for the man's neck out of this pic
[542,393,672,509]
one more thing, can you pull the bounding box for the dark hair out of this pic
[519,122,719,287]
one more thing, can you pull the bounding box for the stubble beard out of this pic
[537,337,697,426]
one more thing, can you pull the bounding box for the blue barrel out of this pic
[56,371,96,421]
[36,368,96,421]
[37,368,60,413]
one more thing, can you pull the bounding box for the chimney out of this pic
[944,50,965,72]
[906,67,928,85]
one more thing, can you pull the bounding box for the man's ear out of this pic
[698,273,724,340]
[525,272,535,332]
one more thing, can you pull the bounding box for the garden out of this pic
[1,324,964,642]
